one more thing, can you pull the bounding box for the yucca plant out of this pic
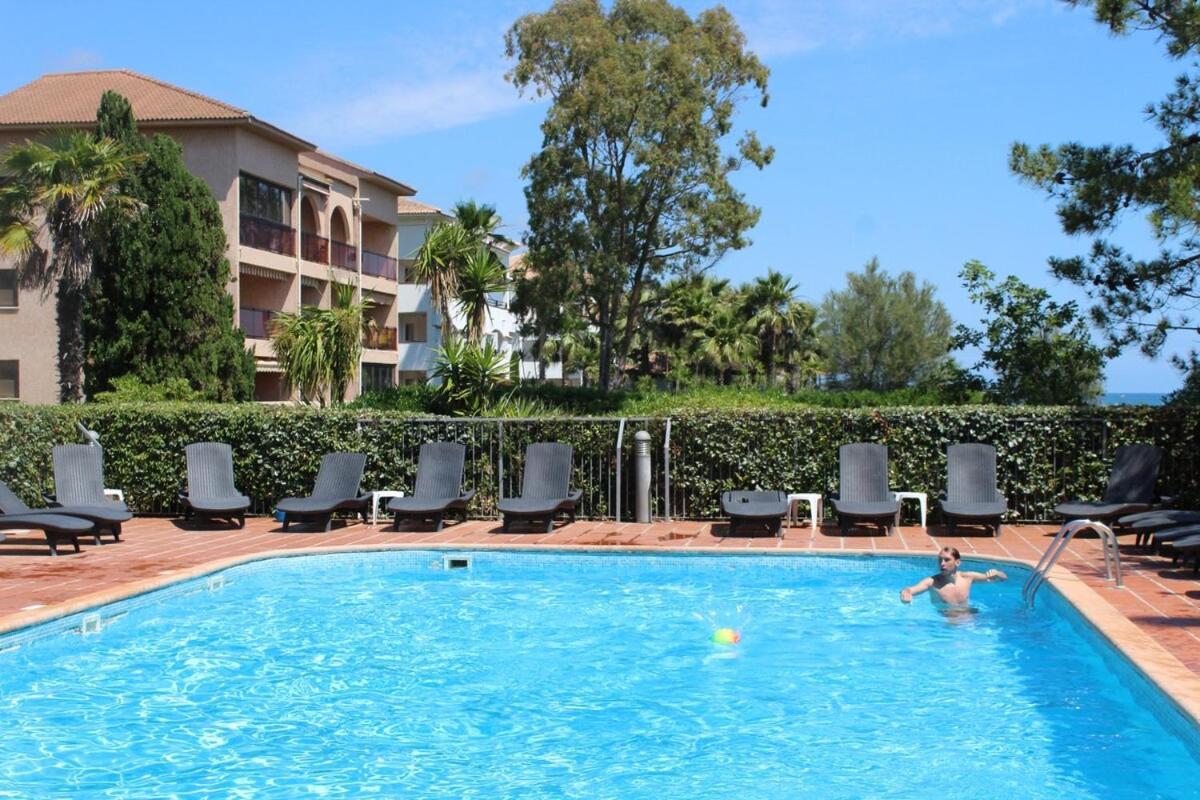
[432,338,511,415]
[456,246,508,344]
[271,280,369,405]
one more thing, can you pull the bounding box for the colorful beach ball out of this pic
[711,627,741,645]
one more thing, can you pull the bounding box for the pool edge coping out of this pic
[1,542,1197,728]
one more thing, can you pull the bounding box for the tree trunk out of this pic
[598,296,613,391]
[56,280,85,403]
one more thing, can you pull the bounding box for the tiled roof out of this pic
[396,197,446,216]
[0,69,250,125]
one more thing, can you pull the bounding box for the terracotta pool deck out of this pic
[1,516,1198,715]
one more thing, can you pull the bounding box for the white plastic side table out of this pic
[371,490,405,526]
[893,491,927,528]
[787,492,823,528]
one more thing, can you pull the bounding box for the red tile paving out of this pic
[0,517,1197,674]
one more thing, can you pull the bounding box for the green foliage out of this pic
[93,375,202,403]
[507,0,773,389]
[431,339,513,415]
[956,260,1105,404]
[84,131,255,401]
[819,258,954,390]
[456,247,508,344]
[94,91,137,143]
[1010,0,1200,356]
[1166,353,1200,405]
[0,130,142,402]
[0,403,1194,524]
[271,281,366,405]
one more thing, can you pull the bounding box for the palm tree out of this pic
[271,281,368,405]
[453,199,509,245]
[456,246,508,344]
[545,317,597,386]
[697,307,755,385]
[0,132,141,401]
[745,269,801,387]
[411,221,472,343]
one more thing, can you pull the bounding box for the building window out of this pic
[0,361,17,399]
[362,364,394,394]
[398,371,428,386]
[398,313,427,343]
[0,269,15,307]
[239,173,292,224]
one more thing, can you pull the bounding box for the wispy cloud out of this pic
[289,64,530,149]
[49,48,104,72]
[731,0,1050,59]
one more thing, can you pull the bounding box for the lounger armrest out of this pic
[567,489,583,504]
[460,488,477,503]
[178,491,190,505]
[43,494,61,508]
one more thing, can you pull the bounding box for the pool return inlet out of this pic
[1023,519,1122,608]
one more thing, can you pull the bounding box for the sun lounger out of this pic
[830,443,901,535]
[47,445,132,542]
[0,475,128,547]
[275,452,370,532]
[388,442,476,531]
[497,443,582,532]
[0,510,92,556]
[1053,444,1162,523]
[721,490,789,537]
[1117,509,1200,548]
[179,443,251,528]
[940,443,1007,536]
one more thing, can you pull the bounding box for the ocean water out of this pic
[1100,392,1166,406]
[0,551,1196,799]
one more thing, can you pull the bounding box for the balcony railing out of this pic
[331,240,356,270]
[301,232,329,264]
[364,326,398,350]
[239,306,278,339]
[240,215,295,257]
[362,249,399,280]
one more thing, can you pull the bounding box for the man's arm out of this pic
[961,568,1007,583]
[900,576,934,603]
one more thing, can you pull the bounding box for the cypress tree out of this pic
[85,95,255,401]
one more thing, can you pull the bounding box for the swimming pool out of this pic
[0,550,1197,798]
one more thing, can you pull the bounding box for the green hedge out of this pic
[0,404,1196,523]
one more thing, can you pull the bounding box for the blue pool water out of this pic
[0,551,1198,798]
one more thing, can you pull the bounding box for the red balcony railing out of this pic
[301,232,329,264]
[362,249,399,280]
[331,240,356,270]
[239,306,278,339]
[240,215,295,257]
[363,326,398,350]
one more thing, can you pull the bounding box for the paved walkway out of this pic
[0,517,1197,676]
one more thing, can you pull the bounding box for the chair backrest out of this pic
[1102,444,1162,504]
[0,479,31,515]
[946,443,998,503]
[838,443,891,502]
[186,442,240,501]
[53,444,108,506]
[520,442,573,500]
[311,452,367,500]
[413,442,466,499]
[725,490,786,504]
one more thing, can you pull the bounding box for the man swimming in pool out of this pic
[899,546,1007,606]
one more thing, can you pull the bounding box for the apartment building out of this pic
[0,69,530,403]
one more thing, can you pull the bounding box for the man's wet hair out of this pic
[940,546,961,560]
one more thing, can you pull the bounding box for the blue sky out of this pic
[1,0,1192,392]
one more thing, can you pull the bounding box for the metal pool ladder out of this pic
[1022,519,1122,608]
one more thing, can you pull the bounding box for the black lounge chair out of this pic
[722,490,789,537]
[0,478,130,546]
[940,443,1007,536]
[49,444,133,541]
[0,511,93,556]
[276,452,370,532]
[497,443,582,533]
[1148,524,1200,572]
[1117,509,1200,549]
[388,442,476,531]
[1053,444,1162,523]
[830,443,901,536]
[179,443,250,528]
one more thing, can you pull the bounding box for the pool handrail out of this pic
[1023,519,1122,608]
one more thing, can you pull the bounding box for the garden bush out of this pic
[0,403,1195,523]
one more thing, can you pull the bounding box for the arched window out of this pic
[331,207,350,244]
